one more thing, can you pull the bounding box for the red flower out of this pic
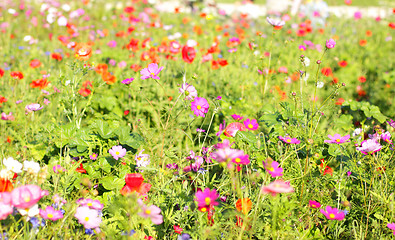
[358,76,366,83]
[0,95,7,103]
[0,68,4,78]
[79,88,91,97]
[338,60,348,67]
[120,173,151,196]
[30,78,50,89]
[389,22,395,29]
[173,225,183,234]
[10,71,24,80]
[124,110,130,116]
[182,45,196,64]
[321,67,333,77]
[29,59,42,69]
[335,98,345,105]
[0,178,13,192]
[130,64,142,72]
[319,160,333,176]
[211,60,219,70]
[51,53,62,61]
[218,59,228,67]
[75,163,87,174]
[359,39,367,46]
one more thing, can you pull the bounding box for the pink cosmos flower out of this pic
[107,40,117,48]
[244,119,259,131]
[387,223,395,235]
[309,200,321,208]
[122,78,134,85]
[264,161,283,177]
[266,17,285,27]
[0,202,13,220]
[89,153,98,160]
[140,63,164,80]
[191,97,209,117]
[179,83,198,100]
[216,120,226,136]
[324,134,350,144]
[109,145,127,160]
[211,148,244,163]
[1,112,14,121]
[11,185,48,209]
[137,199,163,225]
[232,154,250,165]
[231,114,243,121]
[77,198,104,210]
[25,103,43,113]
[40,206,63,221]
[195,188,219,208]
[326,39,336,49]
[279,136,300,144]
[356,139,382,155]
[320,206,345,220]
[224,122,247,137]
[53,165,66,173]
[74,206,102,229]
[261,180,294,196]
[354,11,362,20]
[381,131,392,144]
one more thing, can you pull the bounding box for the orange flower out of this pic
[0,178,13,192]
[29,59,42,68]
[235,198,252,215]
[94,63,108,74]
[51,53,62,61]
[74,43,92,61]
[102,72,117,85]
[358,76,366,83]
[335,98,345,105]
[338,60,348,67]
[30,78,50,89]
[359,39,367,46]
[366,30,372,37]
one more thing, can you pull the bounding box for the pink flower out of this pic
[325,39,336,49]
[25,103,43,113]
[53,165,66,173]
[107,40,117,48]
[354,11,362,20]
[77,198,104,210]
[191,97,209,117]
[231,114,243,121]
[387,223,395,235]
[243,119,259,131]
[138,199,163,225]
[324,134,350,144]
[211,148,244,163]
[261,180,294,196]
[266,17,285,27]
[122,78,134,85]
[40,206,63,221]
[140,63,164,80]
[264,161,283,177]
[224,122,247,137]
[0,202,13,220]
[179,83,198,100]
[279,136,300,144]
[320,206,345,220]
[381,131,392,144]
[195,188,219,208]
[309,200,321,208]
[74,206,102,229]
[356,139,382,155]
[1,112,14,121]
[278,66,288,73]
[109,145,127,160]
[11,185,48,209]
[232,154,250,165]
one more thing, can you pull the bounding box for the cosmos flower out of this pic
[140,63,164,80]
[309,200,321,209]
[266,17,285,27]
[279,136,300,144]
[356,139,382,155]
[320,206,345,221]
[138,199,163,225]
[261,180,294,196]
[40,206,63,221]
[195,188,219,210]
[191,97,209,117]
[108,145,127,160]
[324,134,350,144]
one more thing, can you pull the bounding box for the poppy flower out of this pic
[120,173,151,196]
[0,68,4,78]
[182,45,196,64]
[94,63,108,74]
[0,178,13,192]
[235,198,252,215]
[102,72,117,84]
[335,98,345,105]
[29,59,41,69]
[51,53,62,61]
[359,39,367,46]
[321,67,333,76]
[338,60,348,67]
[10,71,24,80]
[74,43,92,61]
[319,160,333,176]
[75,163,87,174]
[30,79,50,89]
[358,76,366,83]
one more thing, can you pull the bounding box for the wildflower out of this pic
[1,112,14,121]
[122,78,134,85]
[101,72,117,84]
[0,178,13,192]
[166,163,178,169]
[266,17,285,27]
[196,128,205,133]
[211,148,244,163]
[74,206,102,229]
[216,120,226,136]
[3,157,22,173]
[387,223,395,235]
[17,204,39,218]
[179,83,197,100]
[89,153,98,160]
[243,119,259,131]
[232,154,250,165]
[356,139,382,155]
[261,180,294,196]
[74,43,92,61]
[320,206,345,220]
[120,173,151,196]
[25,103,43,112]
[77,198,103,210]
[109,145,126,160]
[264,160,283,177]
[388,119,395,128]
[235,198,252,215]
[0,201,13,220]
[140,63,164,80]
[40,206,63,221]
[195,188,219,211]
[138,199,163,225]
[23,160,40,174]
[231,114,243,121]
[135,149,150,169]
[319,159,333,176]
[381,131,392,144]
[182,45,196,63]
[338,60,348,67]
[178,233,192,240]
[29,59,42,68]
[224,122,247,137]
[191,97,209,117]
[279,136,300,144]
[309,200,321,208]
[174,225,183,234]
[11,185,48,209]
[53,165,65,174]
[324,134,350,144]
[325,39,336,49]
[10,71,24,80]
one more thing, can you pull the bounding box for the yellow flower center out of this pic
[47,213,54,219]
[286,139,291,143]
[116,151,120,155]
[205,197,211,205]
[268,167,274,172]
[85,217,90,221]
[235,158,241,163]
[197,105,201,110]
[145,209,151,215]
[150,72,155,75]
[248,124,253,129]
[87,203,92,206]
[24,197,31,202]
[336,139,341,142]
[200,207,207,212]
[329,213,335,219]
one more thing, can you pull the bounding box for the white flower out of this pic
[61,4,71,12]
[40,4,48,12]
[0,169,13,179]
[317,81,324,88]
[3,157,23,173]
[18,204,39,218]
[23,160,41,174]
[8,9,16,14]
[23,35,32,42]
[47,13,56,24]
[186,39,197,47]
[57,16,68,26]
[304,57,310,66]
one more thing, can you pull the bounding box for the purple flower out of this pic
[325,39,336,49]
[387,119,395,128]
[279,136,300,144]
[166,163,178,169]
[324,134,350,144]
[320,206,345,221]
[266,17,285,27]
[381,131,392,144]
[243,119,259,131]
[196,128,205,133]
[179,83,197,100]
[264,160,283,177]
[356,139,382,155]
[211,148,244,163]
[135,149,150,169]
[108,145,127,160]
[122,78,134,85]
[387,223,395,235]
[25,103,43,112]
[140,63,164,80]
[231,114,243,121]
[191,97,209,117]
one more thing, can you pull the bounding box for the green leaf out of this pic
[370,106,386,123]
[101,176,125,190]
[236,131,256,143]
[92,120,115,139]
[328,144,342,157]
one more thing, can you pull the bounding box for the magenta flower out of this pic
[231,114,243,121]
[325,39,336,49]
[179,83,197,100]
[324,134,350,144]
[387,223,395,235]
[279,136,300,144]
[1,112,14,121]
[244,119,259,131]
[232,154,250,165]
[109,145,127,160]
[11,185,48,209]
[356,139,382,155]
[381,131,392,144]
[74,206,102,229]
[261,180,294,196]
[211,148,244,163]
[387,119,395,128]
[137,199,163,225]
[53,165,66,173]
[309,200,321,209]
[140,63,164,80]
[191,97,209,117]
[195,188,219,208]
[122,78,134,85]
[40,206,63,221]
[89,153,98,160]
[320,206,345,221]
[264,160,283,177]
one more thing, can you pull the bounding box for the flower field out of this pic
[0,0,395,239]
